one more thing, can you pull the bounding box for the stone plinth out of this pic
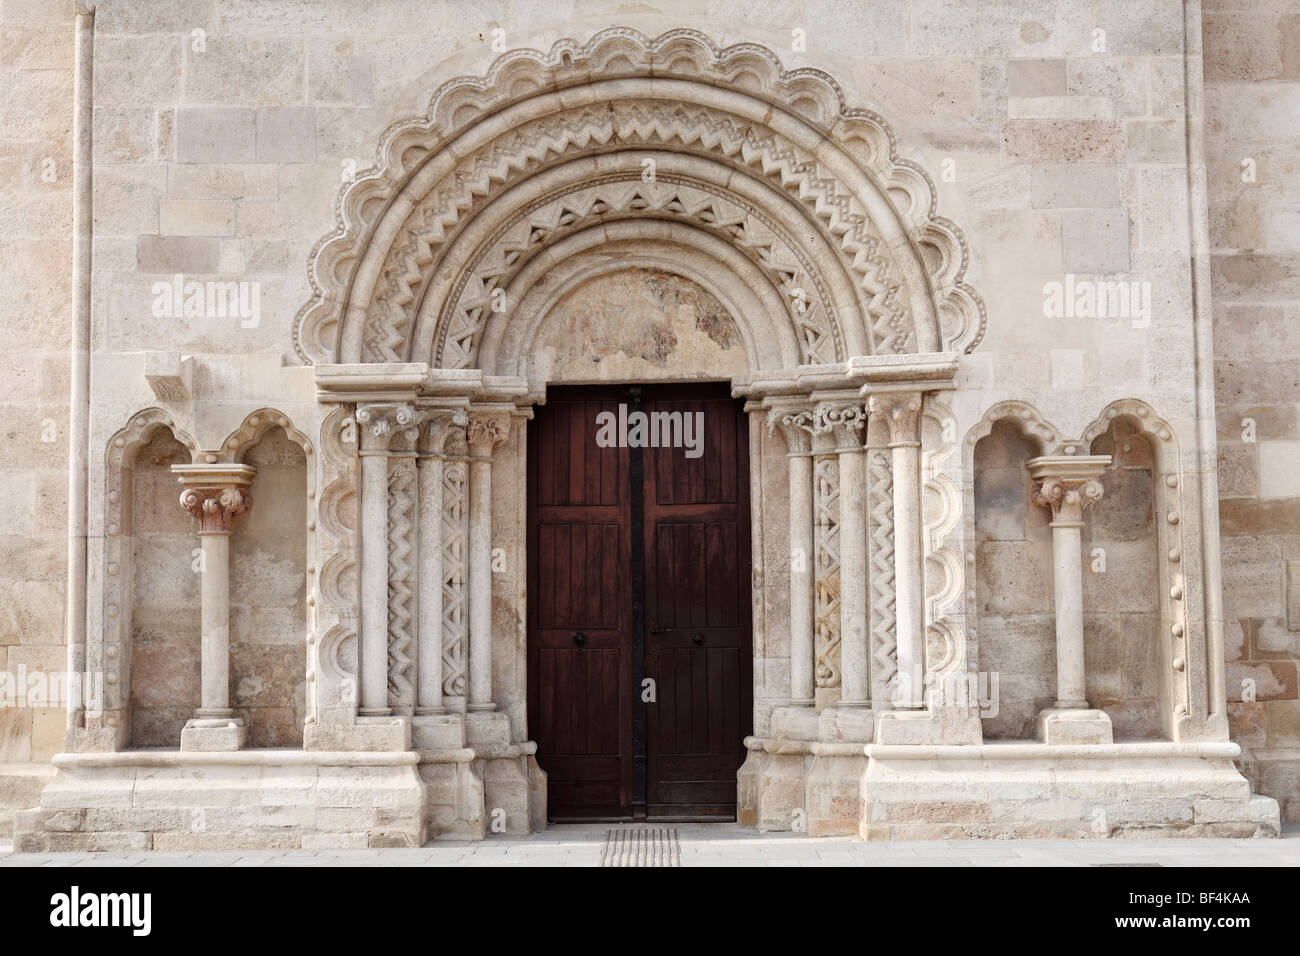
[858,742,1279,840]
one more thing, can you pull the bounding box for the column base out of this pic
[874,707,983,745]
[770,704,821,742]
[818,705,876,742]
[412,712,465,750]
[1036,707,1114,744]
[303,715,411,752]
[180,718,246,752]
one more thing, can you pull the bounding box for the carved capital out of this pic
[418,407,470,456]
[813,400,867,451]
[179,486,252,535]
[867,391,923,446]
[172,463,257,536]
[466,410,511,457]
[766,405,816,455]
[356,402,420,453]
[1027,455,1111,526]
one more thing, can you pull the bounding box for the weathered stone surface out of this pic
[1060,207,1132,273]
[1001,120,1126,164]
[2,0,1294,852]
[175,107,257,164]
[1007,58,1066,97]
[1030,164,1121,209]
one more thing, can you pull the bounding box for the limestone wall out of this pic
[0,0,76,765]
[0,0,1289,834]
[1202,0,1300,821]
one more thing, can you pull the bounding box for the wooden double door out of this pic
[527,384,753,820]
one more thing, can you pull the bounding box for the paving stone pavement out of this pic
[1,825,1298,866]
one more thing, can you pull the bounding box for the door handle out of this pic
[648,624,666,634]
[692,631,704,645]
[573,631,587,647]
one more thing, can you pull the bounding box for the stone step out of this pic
[0,763,56,841]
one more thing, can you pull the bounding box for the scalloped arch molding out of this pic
[294,28,987,373]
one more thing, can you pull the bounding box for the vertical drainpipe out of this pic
[1181,0,1227,732]
[66,1,95,738]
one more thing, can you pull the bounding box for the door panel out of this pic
[643,387,752,818]
[528,390,633,819]
[527,384,751,821]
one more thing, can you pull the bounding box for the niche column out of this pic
[465,409,511,713]
[1028,454,1114,744]
[173,463,256,751]
[767,402,818,709]
[867,392,925,710]
[813,399,869,709]
[354,402,419,718]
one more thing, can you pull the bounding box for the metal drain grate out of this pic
[600,827,681,867]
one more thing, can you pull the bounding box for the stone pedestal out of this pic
[1036,708,1115,745]
[180,719,247,752]
[858,742,1280,840]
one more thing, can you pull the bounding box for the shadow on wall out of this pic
[974,420,1055,740]
[972,417,1164,742]
[1085,421,1162,740]
[129,426,198,747]
[231,426,308,748]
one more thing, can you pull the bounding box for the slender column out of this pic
[815,401,868,707]
[743,404,767,665]
[173,463,255,750]
[1028,455,1114,744]
[768,405,816,707]
[65,1,95,732]
[415,409,464,714]
[868,392,924,709]
[1029,457,1109,706]
[197,533,232,716]
[466,411,511,712]
[355,403,417,717]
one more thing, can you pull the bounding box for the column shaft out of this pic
[197,534,231,717]
[891,440,924,708]
[417,453,445,713]
[1051,521,1088,708]
[359,449,391,716]
[788,452,815,706]
[467,456,494,711]
[838,448,869,706]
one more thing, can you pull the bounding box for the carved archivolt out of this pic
[962,400,1063,457]
[294,28,986,370]
[222,408,316,484]
[443,176,846,368]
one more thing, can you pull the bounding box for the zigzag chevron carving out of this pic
[294,29,987,367]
